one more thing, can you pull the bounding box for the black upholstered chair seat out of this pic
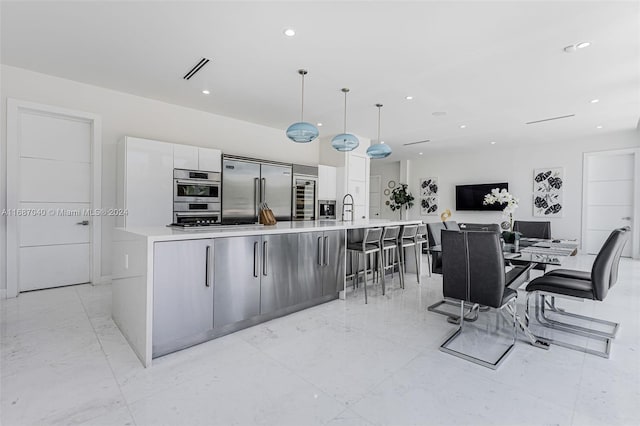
[526,275,595,300]
[545,269,591,281]
[505,266,530,288]
[382,240,397,249]
[502,288,517,304]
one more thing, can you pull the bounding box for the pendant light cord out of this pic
[300,73,305,122]
[377,105,381,144]
[343,91,347,133]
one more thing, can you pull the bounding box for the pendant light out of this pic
[366,104,392,159]
[331,88,359,152]
[286,69,319,143]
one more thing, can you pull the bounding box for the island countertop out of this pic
[116,218,423,242]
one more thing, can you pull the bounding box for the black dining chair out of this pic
[439,230,529,369]
[513,220,551,239]
[426,222,446,274]
[525,227,629,358]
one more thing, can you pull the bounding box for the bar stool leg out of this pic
[398,245,405,289]
[379,249,386,295]
[414,244,421,284]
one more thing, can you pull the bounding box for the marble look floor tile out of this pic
[0,351,125,426]
[129,342,345,426]
[325,408,375,426]
[349,352,574,426]
[76,406,135,426]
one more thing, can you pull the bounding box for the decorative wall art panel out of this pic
[420,177,439,215]
[533,167,563,217]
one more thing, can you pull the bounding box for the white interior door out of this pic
[584,151,635,257]
[16,111,93,291]
[369,175,381,218]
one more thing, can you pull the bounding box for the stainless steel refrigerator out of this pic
[222,155,292,224]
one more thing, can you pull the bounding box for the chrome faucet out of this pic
[342,193,354,222]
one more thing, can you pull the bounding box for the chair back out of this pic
[513,221,551,239]
[591,228,625,300]
[609,226,631,289]
[442,230,506,308]
[400,224,418,239]
[444,221,460,230]
[364,227,383,245]
[427,222,447,246]
[416,223,427,237]
[382,226,400,242]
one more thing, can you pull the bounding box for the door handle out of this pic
[76,220,90,226]
[261,178,266,203]
[318,237,323,266]
[205,245,211,287]
[254,178,260,218]
[253,241,259,277]
[262,241,268,276]
[324,236,329,266]
[621,217,632,221]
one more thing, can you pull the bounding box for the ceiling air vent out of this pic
[526,114,575,125]
[403,140,430,146]
[183,57,211,80]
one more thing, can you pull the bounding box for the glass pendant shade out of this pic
[366,142,392,158]
[367,103,392,159]
[286,122,319,143]
[287,69,318,143]
[331,133,360,151]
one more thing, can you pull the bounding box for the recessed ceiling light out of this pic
[460,124,467,129]
[596,125,603,129]
[316,122,323,127]
[380,141,385,144]
[490,141,496,145]
[202,90,210,95]
[590,99,600,104]
[576,42,591,49]
[419,152,423,155]
[432,111,447,116]
[405,96,413,100]
[283,28,296,37]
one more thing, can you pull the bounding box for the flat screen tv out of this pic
[456,182,509,211]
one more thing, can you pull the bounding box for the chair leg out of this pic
[414,244,421,284]
[398,246,405,289]
[379,250,385,296]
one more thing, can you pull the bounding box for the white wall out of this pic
[405,129,639,241]
[370,161,401,220]
[0,65,319,291]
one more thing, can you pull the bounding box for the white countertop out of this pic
[116,219,423,242]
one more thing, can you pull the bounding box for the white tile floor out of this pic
[1,255,639,426]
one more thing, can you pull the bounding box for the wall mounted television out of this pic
[456,182,509,211]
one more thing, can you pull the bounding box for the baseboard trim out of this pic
[95,275,112,285]
[0,289,6,299]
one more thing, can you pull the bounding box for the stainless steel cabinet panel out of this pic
[213,235,261,327]
[222,159,261,223]
[261,163,292,221]
[323,230,346,295]
[297,231,324,303]
[260,233,298,315]
[153,239,213,357]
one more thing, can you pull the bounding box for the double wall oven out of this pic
[173,169,221,226]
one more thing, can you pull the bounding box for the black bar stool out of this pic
[397,224,418,288]
[380,226,401,288]
[347,227,384,304]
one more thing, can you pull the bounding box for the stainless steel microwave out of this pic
[173,169,221,203]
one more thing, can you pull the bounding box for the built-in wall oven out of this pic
[174,169,221,203]
[292,165,318,221]
[172,169,221,227]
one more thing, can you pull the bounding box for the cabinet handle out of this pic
[318,237,323,266]
[324,236,329,266]
[263,241,268,276]
[205,245,211,287]
[261,178,266,203]
[254,178,260,218]
[253,241,259,277]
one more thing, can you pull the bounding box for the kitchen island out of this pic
[112,219,422,366]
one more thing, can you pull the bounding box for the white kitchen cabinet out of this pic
[173,144,221,172]
[173,144,198,170]
[117,136,173,227]
[318,165,337,200]
[198,147,222,172]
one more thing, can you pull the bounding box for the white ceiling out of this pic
[2,1,639,160]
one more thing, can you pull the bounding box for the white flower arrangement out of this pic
[483,188,519,230]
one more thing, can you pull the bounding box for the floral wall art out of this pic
[533,167,563,217]
[420,177,439,215]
